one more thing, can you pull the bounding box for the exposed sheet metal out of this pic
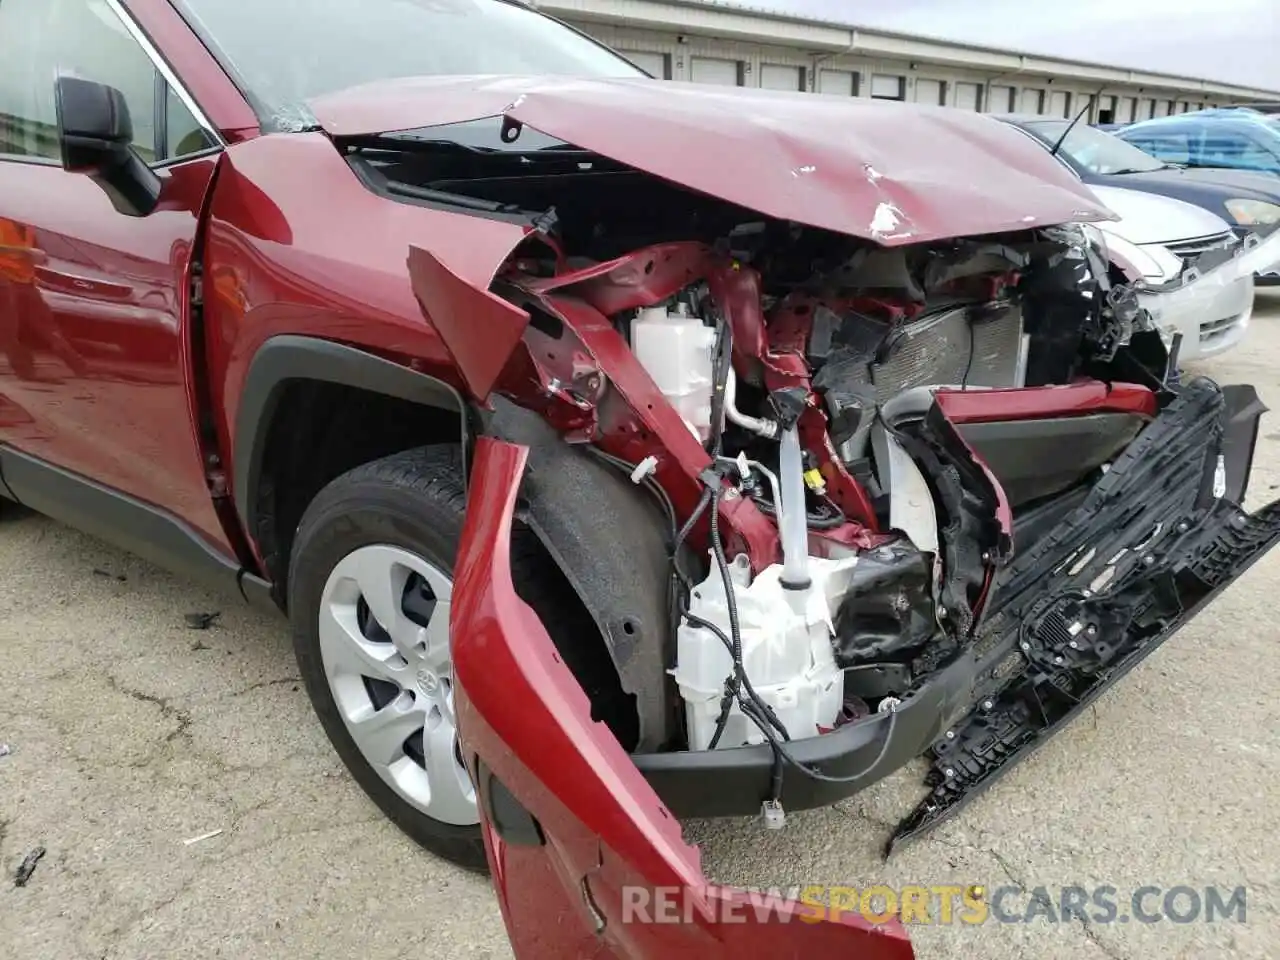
[311,75,1115,245]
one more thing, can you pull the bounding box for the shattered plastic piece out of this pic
[13,847,45,887]
[182,829,224,846]
[0,744,10,758]
[629,455,659,484]
[184,611,221,630]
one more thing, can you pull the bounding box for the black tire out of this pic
[288,444,589,871]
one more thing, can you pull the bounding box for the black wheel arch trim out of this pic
[481,397,677,753]
[232,335,475,526]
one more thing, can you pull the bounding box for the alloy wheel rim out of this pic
[317,544,477,825]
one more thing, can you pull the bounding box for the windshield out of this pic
[173,0,645,127]
[1025,120,1167,174]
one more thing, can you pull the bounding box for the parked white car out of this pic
[1088,185,1255,362]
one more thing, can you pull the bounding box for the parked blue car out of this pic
[1117,111,1280,176]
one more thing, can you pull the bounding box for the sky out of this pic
[729,0,1279,91]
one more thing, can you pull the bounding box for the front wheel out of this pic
[288,445,589,870]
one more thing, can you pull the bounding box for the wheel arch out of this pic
[234,336,475,597]
[234,337,677,750]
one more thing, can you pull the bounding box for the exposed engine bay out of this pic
[375,117,1280,846]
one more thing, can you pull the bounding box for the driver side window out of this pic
[0,0,213,163]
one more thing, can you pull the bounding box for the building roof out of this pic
[536,0,1280,99]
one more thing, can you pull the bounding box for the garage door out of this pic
[955,82,981,111]
[818,69,856,96]
[870,74,905,100]
[914,79,943,106]
[690,57,740,86]
[1118,97,1136,122]
[760,64,802,92]
[987,85,1014,113]
[1019,88,1045,114]
[1049,90,1070,117]
[625,51,667,79]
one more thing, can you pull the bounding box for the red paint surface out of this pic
[528,241,711,315]
[310,75,1116,244]
[935,381,1158,423]
[408,244,530,401]
[452,438,915,960]
[0,155,235,556]
[200,131,531,553]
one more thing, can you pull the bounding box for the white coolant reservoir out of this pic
[630,303,717,440]
[673,555,858,750]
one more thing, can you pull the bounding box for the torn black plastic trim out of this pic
[890,402,1009,640]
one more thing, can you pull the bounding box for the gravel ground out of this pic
[2,291,1278,960]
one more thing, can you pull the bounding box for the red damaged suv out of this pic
[2,1,1279,956]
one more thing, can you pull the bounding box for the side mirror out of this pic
[55,75,161,217]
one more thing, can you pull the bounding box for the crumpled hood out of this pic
[310,75,1115,245]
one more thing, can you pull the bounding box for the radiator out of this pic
[817,302,1025,404]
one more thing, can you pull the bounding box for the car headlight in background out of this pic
[1080,221,1110,261]
[1102,231,1185,285]
[1225,199,1280,226]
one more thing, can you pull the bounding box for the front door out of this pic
[0,0,233,551]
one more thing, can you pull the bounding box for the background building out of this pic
[536,0,1280,122]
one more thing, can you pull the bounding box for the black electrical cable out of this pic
[683,604,789,744]
[705,484,746,748]
[703,484,794,749]
[707,311,734,456]
[665,472,789,745]
[581,446,678,547]
[670,468,895,800]
[961,315,976,389]
[750,492,847,530]
[749,702,901,786]
[675,485,713,552]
